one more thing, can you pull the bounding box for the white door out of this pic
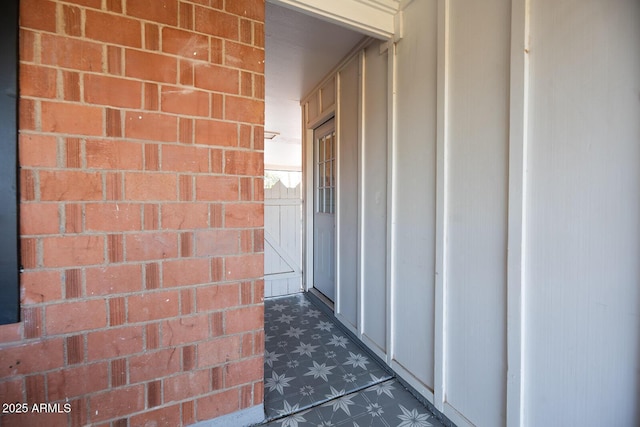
[313,119,336,301]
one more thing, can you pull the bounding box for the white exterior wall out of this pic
[300,0,640,425]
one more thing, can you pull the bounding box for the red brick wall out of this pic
[1,0,265,425]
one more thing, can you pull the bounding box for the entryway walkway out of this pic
[261,293,447,426]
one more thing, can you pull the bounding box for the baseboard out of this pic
[188,404,265,427]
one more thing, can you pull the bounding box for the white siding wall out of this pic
[524,1,640,425]
[391,0,439,392]
[300,0,640,425]
[444,0,511,425]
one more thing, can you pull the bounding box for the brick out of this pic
[196,283,239,312]
[254,22,265,48]
[125,172,177,201]
[109,296,126,326]
[125,232,178,261]
[144,82,159,110]
[19,98,36,131]
[183,345,196,371]
[41,34,103,72]
[145,23,160,51]
[66,137,82,167]
[65,269,82,299]
[162,258,210,287]
[65,204,83,233]
[225,305,263,334]
[239,124,251,149]
[196,336,241,368]
[64,0,101,8]
[146,263,160,289]
[253,229,264,253]
[127,0,178,26]
[86,264,143,296]
[18,134,57,167]
[130,405,182,427]
[210,38,223,64]
[255,74,265,99]
[20,238,37,269]
[125,112,178,143]
[226,0,265,21]
[48,363,109,400]
[0,379,23,405]
[239,177,252,201]
[2,410,67,426]
[195,176,238,201]
[129,348,181,384]
[127,290,180,323]
[20,203,59,235]
[160,315,209,347]
[20,64,56,98]
[210,311,223,336]
[20,29,36,63]
[162,27,208,60]
[178,175,193,201]
[42,235,104,267]
[85,203,142,232]
[108,235,122,264]
[142,205,159,231]
[89,385,145,423]
[0,323,23,345]
[195,229,239,257]
[63,70,81,102]
[210,204,223,227]
[240,20,252,45]
[179,59,194,86]
[162,144,209,173]
[240,281,252,306]
[25,374,46,403]
[106,108,122,137]
[224,254,263,281]
[86,326,144,361]
[161,202,208,230]
[147,380,162,408]
[225,95,264,124]
[211,93,223,119]
[145,144,160,171]
[107,45,123,75]
[146,323,160,350]
[181,289,194,314]
[161,86,210,117]
[86,10,141,48]
[20,0,56,32]
[194,119,238,147]
[180,232,194,257]
[211,365,223,390]
[125,50,177,84]
[41,102,103,136]
[69,398,88,426]
[62,4,82,37]
[194,6,238,40]
[225,203,263,228]
[164,370,209,403]
[23,306,42,339]
[226,357,262,388]
[86,139,143,170]
[225,42,264,74]
[195,389,239,421]
[194,63,238,94]
[0,339,64,378]
[179,118,194,144]
[106,172,124,200]
[45,299,107,335]
[179,2,194,30]
[106,0,122,13]
[84,74,143,108]
[21,271,62,305]
[111,358,126,387]
[66,334,84,364]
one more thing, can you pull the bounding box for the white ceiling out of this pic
[264,2,364,168]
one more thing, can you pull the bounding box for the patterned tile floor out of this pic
[261,293,446,427]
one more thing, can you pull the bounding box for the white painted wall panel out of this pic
[444,1,510,425]
[361,41,388,353]
[392,0,438,389]
[337,57,360,328]
[524,1,640,425]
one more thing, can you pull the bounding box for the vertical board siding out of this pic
[337,57,360,328]
[392,0,438,390]
[361,42,388,353]
[444,0,510,425]
[524,0,640,425]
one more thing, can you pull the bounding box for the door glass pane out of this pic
[325,135,332,161]
[318,136,325,163]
